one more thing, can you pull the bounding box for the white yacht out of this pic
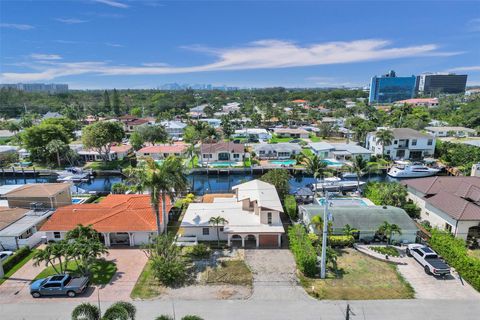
[388,163,440,178]
[310,177,365,192]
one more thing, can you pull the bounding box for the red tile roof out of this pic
[111,145,132,153]
[138,143,187,154]
[41,194,172,232]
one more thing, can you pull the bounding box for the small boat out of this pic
[310,177,365,192]
[388,164,440,178]
[342,172,360,179]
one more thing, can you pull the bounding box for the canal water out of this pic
[0,172,393,195]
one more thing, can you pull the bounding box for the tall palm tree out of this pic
[342,224,359,237]
[377,221,402,245]
[351,155,368,191]
[134,157,188,235]
[209,216,228,247]
[72,301,136,320]
[302,154,328,198]
[375,129,394,157]
[186,144,197,169]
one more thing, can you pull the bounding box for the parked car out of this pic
[0,251,14,262]
[406,244,450,276]
[30,274,89,298]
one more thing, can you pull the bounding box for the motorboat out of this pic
[341,172,363,179]
[387,164,440,178]
[310,177,365,192]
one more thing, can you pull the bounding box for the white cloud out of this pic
[105,42,124,47]
[448,66,480,72]
[30,54,63,60]
[0,23,34,30]
[55,18,88,24]
[1,39,461,82]
[94,0,129,9]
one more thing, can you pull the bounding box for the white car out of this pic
[0,250,14,262]
[406,244,450,276]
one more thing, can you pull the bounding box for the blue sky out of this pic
[1,0,479,89]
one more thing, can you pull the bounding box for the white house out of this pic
[366,128,435,160]
[402,177,480,241]
[180,180,285,248]
[425,126,477,138]
[71,144,132,162]
[253,143,301,159]
[199,118,221,128]
[160,121,187,138]
[233,128,272,141]
[308,142,372,160]
[273,128,309,139]
[200,142,245,164]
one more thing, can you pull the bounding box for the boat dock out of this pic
[0,167,57,177]
[190,166,307,175]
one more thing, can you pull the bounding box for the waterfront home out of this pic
[233,128,272,141]
[136,142,188,160]
[253,143,301,159]
[0,207,54,250]
[308,142,372,160]
[160,120,187,138]
[273,127,309,139]
[366,128,435,160]
[199,118,221,128]
[425,126,477,138]
[180,179,285,248]
[200,142,245,164]
[300,204,418,243]
[41,194,172,246]
[71,144,132,162]
[402,177,480,241]
[3,183,72,209]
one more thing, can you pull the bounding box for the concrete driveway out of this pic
[0,248,147,303]
[397,256,480,300]
[244,249,310,300]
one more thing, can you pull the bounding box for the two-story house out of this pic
[366,128,435,160]
[200,142,245,164]
[179,180,285,248]
[253,143,301,159]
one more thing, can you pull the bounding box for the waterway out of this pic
[0,172,394,195]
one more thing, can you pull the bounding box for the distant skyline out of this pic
[1,0,479,89]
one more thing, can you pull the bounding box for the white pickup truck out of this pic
[406,244,451,276]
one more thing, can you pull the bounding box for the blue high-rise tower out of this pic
[369,70,416,104]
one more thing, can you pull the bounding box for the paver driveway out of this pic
[244,249,310,300]
[0,248,147,303]
[397,256,480,300]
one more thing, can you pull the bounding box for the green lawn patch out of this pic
[84,159,131,170]
[34,259,116,285]
[300,249,414,300]
[201,260,253,286]
[131,261,165,299]
[0,249,37,286]
[369,246,400,257]
[309,134,321,142]
[301,148,314,158]
[269,134,294,143]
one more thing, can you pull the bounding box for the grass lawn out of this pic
[201,260,253,286]
[84,159,131,170]
[131,261,165,299]
[34,259,117,285]
[243,157,252,167]
[299,249,414,300]
[269,134,294,143]
[301,148,314,158]
[468,249,480,260]
[369,246,400,257]
[309,134,321,142]
[0,250,37,286]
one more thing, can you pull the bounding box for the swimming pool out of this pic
[72,198,86,204]
[317,197,368,207]
[209,161,239,167]
[270,159,297,166]
[321,159,344,167]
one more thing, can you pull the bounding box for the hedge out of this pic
[328,235,354,247]
[288,225,317,277]
[284,195,297,220]
[2,246,32,273]
[429,229,480,292]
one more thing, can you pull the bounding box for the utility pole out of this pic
[345,304,355,320]
[320,190,329,279]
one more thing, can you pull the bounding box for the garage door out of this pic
[259,234,278,247]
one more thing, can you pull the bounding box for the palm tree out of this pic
[342,224,359,237]
[351,155,368,191]
[72,301,136,320]
[302,154,328,198]
[309,215,324,234]
[375,129,394,157]
[46,139,68,167]
[377,221,402,245]
[209,216,229,247]
[155,316,174,320]
[134,157,188,235]
[186,144,197,169]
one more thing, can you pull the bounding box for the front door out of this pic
[218,152,230,161]
[409,151,423,160]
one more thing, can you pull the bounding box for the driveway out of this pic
[244,249,310,300]
[0,248,147,303]
[397,256,480,300]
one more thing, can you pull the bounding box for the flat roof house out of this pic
[366,128,435,160]
[308,142,372,160]
[160,121,187,138]
[273,128,309,139]
[402,177,480,240]
[180,180,285,248]
[41,194,172,246]
[253,143,301,159]
[300,205,418,243]
[200,142,245,164]
[233,128,272,141]
[136,143,188,160]
[424,126,477,138]
[4,183,72,209]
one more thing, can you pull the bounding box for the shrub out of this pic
[182,316,203,320]
[2,247,31,273]
[155,316,174,320]
[327,235,354,247]
[151,256,187,287]
[288,225,317,277]
[188,244,211,259]
[284,195,298,220]
[369,246,399,257]
[429,229,480,292]
[402,200,421,219]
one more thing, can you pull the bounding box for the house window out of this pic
[220,227,224,232]
[386,150,391,155]
[203,154,212,159]
[233,153,240,159]
[259,150,265,155]
[445,223,452,233]
[267,212,272,225]
[394,140,398,144]
[54,232,61,239]
[427,139,433,146]
[412,139,417,146]
[202,228,210,235]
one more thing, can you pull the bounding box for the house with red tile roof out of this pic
[70,144,132,162]
[395,98,439,108]
[136,143,188,160]
[41,194,172,246]
[402,176,480,240]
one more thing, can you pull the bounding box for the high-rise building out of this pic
[368,70,416,104]
[415,73,467,95]
[0,83,68,93]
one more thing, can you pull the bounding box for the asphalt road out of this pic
[1,298,480,320]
